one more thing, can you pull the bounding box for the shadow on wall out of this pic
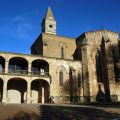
[61,69,91,103]
[96,84,105,102]
[95,38,120,103]
[6,105,120,120]
[107,41,120,82]
[60,74,81,103]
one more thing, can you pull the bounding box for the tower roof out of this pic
[45,6,55,20]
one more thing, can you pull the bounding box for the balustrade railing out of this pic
[0,68,50,77]
[9,69,28,75]
[7,69,49,77]
[31,71,49,76]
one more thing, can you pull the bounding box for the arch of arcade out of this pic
[0,52,81,104]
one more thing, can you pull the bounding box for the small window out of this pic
[61,47,64,59]
[96,53,102,82]
[78,73,81,87]
[59,70,63,86]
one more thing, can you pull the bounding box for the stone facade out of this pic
[76,31,120,102]
[0,7,120,104]
[0,52,81,104]
[31,33,76,59]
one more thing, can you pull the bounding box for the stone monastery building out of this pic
[0,7,120,104]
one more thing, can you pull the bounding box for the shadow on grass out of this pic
[7,104,120,120]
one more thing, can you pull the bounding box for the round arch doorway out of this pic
[7,78,27,103]
[31,80,50,103]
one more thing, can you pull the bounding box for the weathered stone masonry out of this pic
[0,7,120,104]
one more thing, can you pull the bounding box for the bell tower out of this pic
[41,6,56,35]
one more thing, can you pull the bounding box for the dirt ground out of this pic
[0,104,120,120]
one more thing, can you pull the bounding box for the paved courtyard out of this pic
[0,104,120,120]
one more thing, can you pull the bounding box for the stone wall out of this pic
[76,30,120,102]
[0,52,81,104]
[31,33,76,60]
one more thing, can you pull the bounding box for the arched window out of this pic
[96,53,102,82]
[61,47,64,59]
[78,73,81,87]
[59,70,63,86]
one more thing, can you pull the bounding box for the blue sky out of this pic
[0,0,120,54]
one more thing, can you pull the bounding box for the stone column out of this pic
[27,81,31,103]
[28,62,32,75]
[42,87,44,104]
[5,60,9,73]
[38,83,42,103]
[2,80,8,104]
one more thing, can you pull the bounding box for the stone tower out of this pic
[31,6,76,59]
[41,6,57,35]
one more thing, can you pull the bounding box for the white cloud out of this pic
[10,16,27,24]
[0,15,34,40]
